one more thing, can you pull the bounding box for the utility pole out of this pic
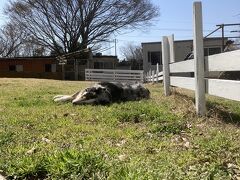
[114,39,117,56]
[221,24,225,51]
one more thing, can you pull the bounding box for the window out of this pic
[204,47,221,56]
[209,47,221,55]
[45,64,52,72]
[16,65,23,72]
[79,60,87,65]
[94,62,114,69]
[148,51,162,65]
[204,48,208,56]
[9,65,16,72]
[94,62,104,69]
[9,65,23,72]
[45,64,56,72]
[67,59,74,65]
[148,52,151,62]
[104,62,113,69]
[51,64,56,72]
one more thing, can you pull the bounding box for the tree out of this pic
[120,43,143,70]
[121,43,143,61]
[20,35,49,57]
[0,22,49,57]
[6,0,159,55]
[0,23,25,57]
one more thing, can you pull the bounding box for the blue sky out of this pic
[0,0,240,58]
[114,0,240,58]
[0,0,7,26]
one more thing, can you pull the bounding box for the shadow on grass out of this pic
[207,101,240,126]
[172,90,240,126]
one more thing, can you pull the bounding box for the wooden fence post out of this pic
[193,2,206,116]
[162,36,171,96]
[168,34,175,63]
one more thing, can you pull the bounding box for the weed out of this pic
[4,150,109,179]
[0,131,15,146]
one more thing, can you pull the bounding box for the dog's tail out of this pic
[53,95,74,102]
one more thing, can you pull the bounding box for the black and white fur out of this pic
[53,82,150,105]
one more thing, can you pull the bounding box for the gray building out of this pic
[61,52,118,80]
[142,37,228,73]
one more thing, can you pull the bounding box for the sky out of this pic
[0,0,239,59]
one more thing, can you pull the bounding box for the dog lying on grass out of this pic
[53,82,150,105]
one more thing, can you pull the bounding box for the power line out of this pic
[158,19,222,25]
[98,46,115,53]
[153,28,201,32]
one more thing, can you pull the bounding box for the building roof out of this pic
[0,56,56,61]
[93,55,118,58]
[141,37,228,45]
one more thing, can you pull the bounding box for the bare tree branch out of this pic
[0,23,26,57]
[6,0,159,55]
[120,43,143,70]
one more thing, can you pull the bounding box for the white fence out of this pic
[166,50,240,100]
[146,64,163,83]
[146,2,240,116]
[85,69,144,82]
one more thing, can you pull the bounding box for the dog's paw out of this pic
[53,95,73,102]
[53,97,62,102]
[53,95,65,100]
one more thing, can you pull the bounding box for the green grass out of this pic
[0,78,240,179]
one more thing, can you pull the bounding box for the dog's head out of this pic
[140,87,150,99]
[131,83,150,100]
[72,84,111,105]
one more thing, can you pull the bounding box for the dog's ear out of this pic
[98,88,112,105]
[95,86,106,94]
[95,86,101,92]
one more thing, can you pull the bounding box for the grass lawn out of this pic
[0,78,240,179]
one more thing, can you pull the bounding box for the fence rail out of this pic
[206,79,240,101]
[205,50,240,71]
[170,60,194,73]
[170,77,195,91]
[145,2,240,116]
[146,68,163,83]
[85,69,144,82]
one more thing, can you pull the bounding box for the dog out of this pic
[53,82,150,105]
